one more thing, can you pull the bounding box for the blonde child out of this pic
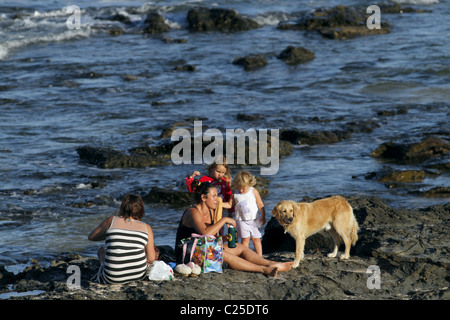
[224,171,266,256]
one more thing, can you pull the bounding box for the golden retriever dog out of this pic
[272,196,358,268]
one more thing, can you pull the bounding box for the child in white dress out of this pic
[225,171,266,256]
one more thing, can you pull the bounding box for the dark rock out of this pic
[373,168,426,183]
[143,12,170,34]
[377,107,408,116]
[277,46,315,64]
[370,136,450,164]
[121,74,139,81]
[280,119,380,145]
[161,37,188,44]
[142,187,194,208]
[236,113,263,122]
[187,7,261,32]
[0,266,16,287]
[232,54,268,71]
[379,3,432,14]
[174,64,197,72]
[417,186,450,198]
[278,5,390,39]
[110,13,132,25]
[76,145,171,168]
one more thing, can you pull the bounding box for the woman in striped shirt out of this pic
[89,194,156,284]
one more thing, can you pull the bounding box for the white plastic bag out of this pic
[147,261,174,281]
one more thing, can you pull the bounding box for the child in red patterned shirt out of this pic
[185,158,233,214]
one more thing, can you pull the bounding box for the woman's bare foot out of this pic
[270,262,294,272]
[263,266,279,277]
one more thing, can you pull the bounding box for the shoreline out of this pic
[1,196,448,300]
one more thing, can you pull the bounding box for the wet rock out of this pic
[280,119,380,145]
[174,64,197,72]
[278,5,390,39]
[142,187,194,208]
[76,145,171,168]
[143,12,170,34]
[121,74,139,81]
[281,130,344,145]
[416,186,450,198]
[187,7,261,32]
[0,266,16,287]
[277,46,315,65]
[377,107,408,116]
[370,136,450,164]
[379,3,432,14]
[232,54,268,71]
[254,176,270,197]
[161,37,188,44]
[374,168,426,183]
[236,113,263,122]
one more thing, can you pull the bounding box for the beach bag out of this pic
[180,233,223,273]
[147,261,174,281]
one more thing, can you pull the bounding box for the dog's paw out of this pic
[339,254,350,260]
[327,252,337,258]
[292,261,300,269]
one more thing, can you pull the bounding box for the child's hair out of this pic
[232,171,256,189]
[191,180,216,203]
[207,155,232,180]
[119,194,145,220]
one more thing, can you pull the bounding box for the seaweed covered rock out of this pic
[370,136,450,164]
[187,7,261,32]
[232,54,268,71]
[280,119,380,145]
[277,46,315,65]
[143,12,170,34]
[76,145,171,168]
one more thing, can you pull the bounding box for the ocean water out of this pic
[0,0,448,267]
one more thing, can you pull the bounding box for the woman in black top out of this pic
[175,181,293,277]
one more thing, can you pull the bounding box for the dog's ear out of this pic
[271,204,280,219]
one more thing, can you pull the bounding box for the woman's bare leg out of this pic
[223,250,278,277]
[224,243,293,274]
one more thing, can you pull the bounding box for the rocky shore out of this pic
[1,196,448,300]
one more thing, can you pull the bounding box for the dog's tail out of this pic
[350,208,359,246]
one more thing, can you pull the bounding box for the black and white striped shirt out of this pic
[100,228,148,284]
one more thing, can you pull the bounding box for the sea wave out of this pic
[0,28,91,60]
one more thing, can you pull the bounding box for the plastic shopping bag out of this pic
[147,261,174,281]
[180,233,223,273]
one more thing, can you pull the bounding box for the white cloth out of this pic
[233,187,259,221]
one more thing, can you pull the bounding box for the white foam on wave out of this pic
[0,27,91,60]
[253,11,291,26]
